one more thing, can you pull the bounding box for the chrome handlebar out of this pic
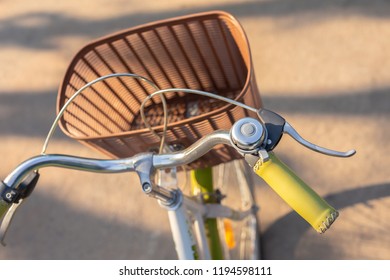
[0,112,356,245]
[3,130,232,190]
[0,130,232,245]
[153,131,231,168]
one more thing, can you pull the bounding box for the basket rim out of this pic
[57,10,255,141]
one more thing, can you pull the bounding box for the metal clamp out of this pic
[134,154,177,206]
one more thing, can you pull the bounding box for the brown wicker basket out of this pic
[57,11,262,169]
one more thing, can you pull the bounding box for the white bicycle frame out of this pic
[166,193,209,260]
[157,159,256,260]
[163,188,254,260]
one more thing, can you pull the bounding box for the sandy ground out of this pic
[0,0,389,259]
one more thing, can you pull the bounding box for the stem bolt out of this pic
[142,183,152,193]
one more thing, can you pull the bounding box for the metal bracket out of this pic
[134,153,176,206]
[204,204,258,221]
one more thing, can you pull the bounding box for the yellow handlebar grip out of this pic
[254,152,338,233]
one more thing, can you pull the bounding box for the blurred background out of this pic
[0,0,389,259]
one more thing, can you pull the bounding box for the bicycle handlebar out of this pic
[2,130,231,190]
[0,125,347,237]
[0,131,231,224]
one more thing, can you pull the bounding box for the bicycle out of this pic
[0,11,355,260]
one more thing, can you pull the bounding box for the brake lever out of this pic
[0,201,24,246]
[0,171,40,245]
[257,108,356,157]
[283,122,356,157]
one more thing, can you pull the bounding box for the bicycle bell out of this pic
[230,117,266,152]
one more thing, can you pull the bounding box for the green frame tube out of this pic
[190,167,224,260]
